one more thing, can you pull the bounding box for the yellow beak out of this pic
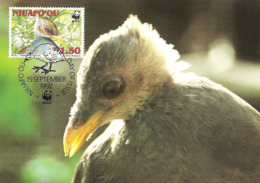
[52,35,63,43]
[63,111,104,158]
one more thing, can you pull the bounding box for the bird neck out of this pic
[32,37,57,47]
[123,71,174,124]
[121,80,177,156]
[126,78,174,130]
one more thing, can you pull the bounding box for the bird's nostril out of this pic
[74,120,84,127]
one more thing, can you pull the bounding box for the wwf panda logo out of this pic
[42,90,52,101]
[71,11,80,23]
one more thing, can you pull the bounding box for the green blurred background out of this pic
[0,6,82,183]
[0,0,260,182]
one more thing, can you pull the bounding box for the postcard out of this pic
[2,2,260,183]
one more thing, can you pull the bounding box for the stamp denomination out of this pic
[9,7,85,58]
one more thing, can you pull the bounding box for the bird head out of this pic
[34,16,63,42]
[63,15,183,157]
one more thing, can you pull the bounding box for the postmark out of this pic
[9,7,85,58]
[17,45,76,104]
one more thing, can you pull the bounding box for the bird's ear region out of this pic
[44,27,59,36]
[37,24,63,43]
[38,25,44,34]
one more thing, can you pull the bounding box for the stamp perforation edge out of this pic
[9,7,85,59]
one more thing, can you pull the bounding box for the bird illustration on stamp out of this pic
[9,7,85,58]
[11,7,82,102]
[18,16,63,56]
[16,12,70,74]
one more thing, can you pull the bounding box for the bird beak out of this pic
[63,111,104,158]
[52,35,63,43]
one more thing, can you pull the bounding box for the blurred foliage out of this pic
[1,7,80,183]
[10,8,82,55]
[0,8,39,141]
[20,153,80,183]
[21,155,71,183]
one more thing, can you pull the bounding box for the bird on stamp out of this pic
[19,16,63,74]
[18,16,62,54]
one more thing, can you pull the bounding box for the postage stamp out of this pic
[9,7,85,58]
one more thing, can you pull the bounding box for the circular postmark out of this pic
[17,43,76,104]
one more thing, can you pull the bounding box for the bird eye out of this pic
[101,75,125,99]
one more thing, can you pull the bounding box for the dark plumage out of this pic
[63,15,260,183]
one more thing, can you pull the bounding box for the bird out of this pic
[19,16,63,74]
[63,15,260,183]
